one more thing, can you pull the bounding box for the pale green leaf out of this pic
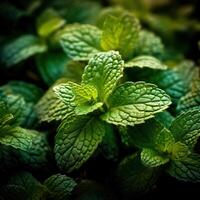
[0,35,47,67]
[167,153,200,182]
[44,174,77,200]
[141,148,169,167]
[53,82,102,115]
[101,82,171,126]
[55,116,105,172]
[36,8,66,38]
[60,25,102,60]
[101,13,140,58]
[82,51,124,102]
[125,55,167,70]
[168,142,190,161]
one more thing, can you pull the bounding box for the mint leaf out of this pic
[125,55,167,70]
[102,82,171,126]
[36,8,66,38]
[169,109,200,147]
[177,80,200,112]
[126,119,174,151]
[134,30,164,57]
[0,35,47,67]
[60,25,102,60]
[36,79,75,122]
[0,81,43,103]
[141,148,169,167]
[101,13,140,58]
[53,82,103,115]
[0,127,49,169]
[44,174,77,200]
[82,51,124,102]
[55,116,105,172]
[168,153,200,182]
[116,154,160,196]
[1,94,36,127]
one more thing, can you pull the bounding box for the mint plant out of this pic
[37,50,171,172]
[0,0,200,199]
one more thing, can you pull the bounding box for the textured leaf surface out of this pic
[55,116,105,172]
[36,79,75,122]
[82,51,124,102]
[125,118,174,151]
[1,94,36,127]
[145,69,187,104]
[177,80,200,112]
[0,81,43,103]
[134,30,164,57]
[125,55,167,70]
[141,148,169,167]
[44,174,77,200]
[170,109,200,147]
[54,82,102,115]
[168,154,200,182]
[0,127,49,168]
[60,25,101,60]
[102,82,171,126]
[0,35,47,67]
[101,13,140,58]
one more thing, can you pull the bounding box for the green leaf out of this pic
[82,51,124,102]
[133,30,164,57]
[101,13,140,58]
[0,35,47,67]
[55,116,105,172]
[124,55,167,70]
[101,82,171,126]
[116,154,160,196]
[126,119,174,150]
[36,79,75,122]
[36,52,69,85]
[170,109,200,148]
[168,153,200,182]
[141,148,169,167]
[143,69,188,105]
[177,80,200,112]
[53,82,103,115]
[0,101,14,129]
[44,174,77,200]
[168,142,190,160]
[36,8,66,38]
[0,81,43,103]
[1,94,37,127]
[60,25,102,60]
[0,127,49,169]
[155,111,174,128]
